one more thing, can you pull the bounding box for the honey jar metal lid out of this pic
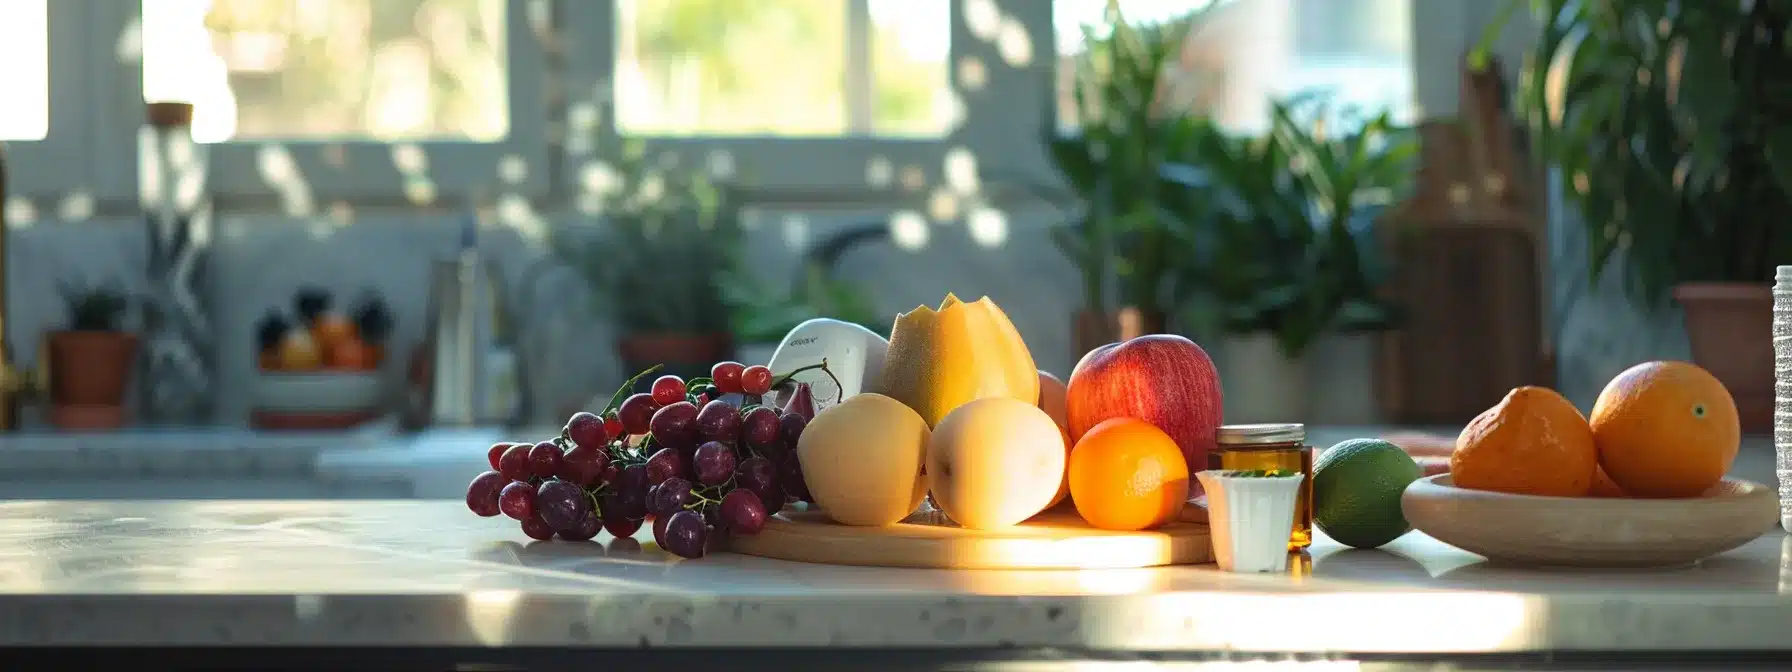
[1216,423,1306,445]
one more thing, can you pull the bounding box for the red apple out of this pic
[1067,335,1223,481]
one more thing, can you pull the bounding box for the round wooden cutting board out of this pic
[726,505,1213,569]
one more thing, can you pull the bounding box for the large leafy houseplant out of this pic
[1479,0,1791,429]
[1175,96,1416,358]
[1045,4,1209,344]
[550,139,742,376]
[1485,0,1792,301]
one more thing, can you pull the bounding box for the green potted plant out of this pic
[1173,95,1415,423]
[1045,4,1209,356]
[1478,0,1790,431]
[550,138,743,382]
[724,223,887,364]
[48,280,138,430]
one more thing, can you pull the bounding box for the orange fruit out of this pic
[1067,418,1189,531]
[1589,361,1739,498]
[325,338,377,371]
[310,314,359,349]
[275,330,323,371]
[1588,467,1627,498]
[1451,386,1597,497]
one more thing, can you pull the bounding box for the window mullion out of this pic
[968,0,1057,185]
[86,0,145,208]
[845,0,874,135]
[560,0,619,186]
[4,0,96,201]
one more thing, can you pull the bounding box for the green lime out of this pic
[1312,438,1424,549]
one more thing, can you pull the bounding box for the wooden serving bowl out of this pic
[1402,474,1778,568]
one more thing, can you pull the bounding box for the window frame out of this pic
[15,0,1473,209]
[559,0,1058,205]
[88,0,553,206]
[2,1,99,200]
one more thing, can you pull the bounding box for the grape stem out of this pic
[769,359,845,403]
[603,364,665,415]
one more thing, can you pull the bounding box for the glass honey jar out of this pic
[1212,423,1314,550]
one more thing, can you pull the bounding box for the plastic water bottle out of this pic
[1774,266,1792,529]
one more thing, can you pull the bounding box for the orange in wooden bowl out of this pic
[1450,386,1598,497]
[1402,473,1776,568]
[1590,361,1740,499]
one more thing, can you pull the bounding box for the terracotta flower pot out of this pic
[50,404,126,430]
[617,332,733,388]
[1674,283,1771,433]
[1072,308,1166,361]
[48,331,138,406]
[47,330,138,430]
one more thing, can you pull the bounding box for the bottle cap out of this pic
[1217,423,1306,445]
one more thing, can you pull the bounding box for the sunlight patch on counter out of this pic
[1078,591,1539,652]
[465,589,524,646]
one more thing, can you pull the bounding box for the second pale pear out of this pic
[876,294,1039,428]
[927,397,1066,529]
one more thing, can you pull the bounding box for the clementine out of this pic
[325,338,378,371]
[1451,386,1598,497]
[310,314,359,350]
[1588,467,1627,498]
[275,330,323,371]
[1067,418,1189,531]
[1589,361,1739,498]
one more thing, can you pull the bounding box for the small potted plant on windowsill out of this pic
[47,280,138,430]
[550,138,743,384]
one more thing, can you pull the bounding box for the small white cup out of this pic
[1196,470,1304,573]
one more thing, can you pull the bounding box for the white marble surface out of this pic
[0,499,1785,652]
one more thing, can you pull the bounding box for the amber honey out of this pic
[1211,423,1314,550]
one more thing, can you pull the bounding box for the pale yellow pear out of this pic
[927,397,1066,529]
[796,393,930,526]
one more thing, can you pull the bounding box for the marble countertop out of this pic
[0,500,1785,653]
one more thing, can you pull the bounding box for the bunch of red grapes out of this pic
[464,360,822,559]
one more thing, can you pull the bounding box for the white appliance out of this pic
[765,318,889,415]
